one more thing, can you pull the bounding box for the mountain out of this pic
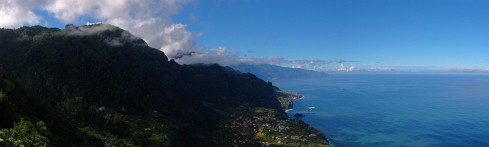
[0,24,329,146]
[231,64,328,80]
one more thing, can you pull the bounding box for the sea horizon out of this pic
[274,73,489,146]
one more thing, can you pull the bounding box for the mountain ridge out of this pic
[0,24,329,146]
[230,63,328,80]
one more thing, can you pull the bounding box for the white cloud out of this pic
[176,47,238,65]
[1,0,196,59]
[338,63,355,72]
[0,0,42,28]
[44,0,97,22]
[159,23,200,58]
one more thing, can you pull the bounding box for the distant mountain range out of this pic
[230,64,328,80]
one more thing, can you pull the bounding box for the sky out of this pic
[1,0,488,72]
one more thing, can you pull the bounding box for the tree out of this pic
[0,118,50,147]
[0,90,14,130]
[0,90,6,103]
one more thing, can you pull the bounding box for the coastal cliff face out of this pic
[0,24,328,146]
[275,86,303,110]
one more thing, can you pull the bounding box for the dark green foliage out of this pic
[0,87,16,129]
[0,130,24,147]
[0,118,50,147]
[0,90,6,103]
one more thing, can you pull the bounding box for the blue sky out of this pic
[1,0,488,71]
[174,0,489,70]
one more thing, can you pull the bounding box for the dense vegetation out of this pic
[0,24,328,146]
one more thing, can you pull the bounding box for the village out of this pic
[222,107,329,146]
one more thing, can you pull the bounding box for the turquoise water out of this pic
[273,73,489,147]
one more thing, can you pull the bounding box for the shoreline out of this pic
[284,95,304,112]
[280,92,332,146]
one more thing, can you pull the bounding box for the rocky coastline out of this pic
[274,88,331,146]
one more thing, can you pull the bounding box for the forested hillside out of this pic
[0,24,328,146]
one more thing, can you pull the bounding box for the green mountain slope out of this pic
[0,24,328,146]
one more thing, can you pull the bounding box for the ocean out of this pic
[273,73,489,147]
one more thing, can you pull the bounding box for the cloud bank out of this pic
[174,46,342,71]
